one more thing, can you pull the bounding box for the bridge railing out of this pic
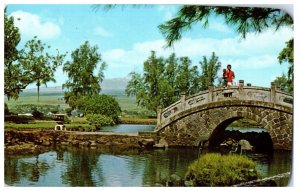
[157,80,293,128]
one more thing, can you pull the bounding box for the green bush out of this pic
[10,104,60,116]
[32,108,44,119]
[185,153,260,186]
[86,114,115,131]
[4,115,34,124]
[65,107,73,116]
[4,103,10,115]
[76,95,121,122]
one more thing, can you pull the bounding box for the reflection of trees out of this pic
[5,155,51,185]
[61,147,101,186]
[5,158,21,185]
[268,151,292,186]
[142,148,199,185]
[247,151,292,186]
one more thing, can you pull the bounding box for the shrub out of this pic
[10,104,60,116]
[5,115,34,124]
[185,153,260,186]
[32,108,44,119]
[76,95,121,122]
[65,107,73,116]
[86,114,115,131]
[4,103,10,115]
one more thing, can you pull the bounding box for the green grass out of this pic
[185,153,259,186]
[5,120,92,130]
[5,121,57,129]
[5,95,69,110]
[120,117,157,125]
[5,93,153,117]
[231,118,261,127]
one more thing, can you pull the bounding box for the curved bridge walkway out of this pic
[155,81,293,150]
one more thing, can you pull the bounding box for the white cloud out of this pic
[102,26,293,81]
[158,5,177,21]
[222,55,277,69]
[103,49,126,61]
[208,21,231,33]
[94,26,113,37]
[10,11,61,40]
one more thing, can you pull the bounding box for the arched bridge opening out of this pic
[208,117,274,152]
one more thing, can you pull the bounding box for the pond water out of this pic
[4,124,292,187]
[225,126,267,133]
[99,124,155,133]
[5,147,291,187]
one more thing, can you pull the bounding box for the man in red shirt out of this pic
[226,64,235,86]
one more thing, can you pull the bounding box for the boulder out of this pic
[138,138,155,148]
[154,138,168,149]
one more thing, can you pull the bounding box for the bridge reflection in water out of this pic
[155,81,293,150]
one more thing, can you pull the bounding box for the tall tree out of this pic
[199,52,221,90]
[126,51,203,114]
[278,39,293,92]
[142,51,165,113]
[125,72,146,106]
[273,73,292,93]
[163,53,179,103]
[19,36,66,108]
[175,57,200,95]
[4,8,30,100]
[63,41,107,108]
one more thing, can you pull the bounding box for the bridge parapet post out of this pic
[180,92,187,110]
[208,86,213,102]
[157,106,162,126]
[238,80,245,99]
[270,82,276,104]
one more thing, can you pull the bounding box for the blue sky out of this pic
[6,4,293,89]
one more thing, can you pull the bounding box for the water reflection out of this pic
[5,147,291,187]
[99,124,155,133]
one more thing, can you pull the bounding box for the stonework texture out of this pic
[157,100,292,150]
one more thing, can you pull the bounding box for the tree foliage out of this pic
[273,73,292,93]
[63,41,107,108]
[159,6,293,47]
[86,114,115,131]
[126,51,221,113]
[277,39,293,92]
[76,95,121,122]
[4,8,29,100]
[199,52,222,90]
[19,36,66,107]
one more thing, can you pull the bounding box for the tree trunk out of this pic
[37,80,40,110]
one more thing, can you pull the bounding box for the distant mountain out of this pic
[101,77,130,90]
[22,77,130,96]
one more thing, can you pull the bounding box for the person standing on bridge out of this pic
[222,69,228,87]
[226,64,235,86]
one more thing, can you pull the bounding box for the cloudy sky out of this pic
[6,4,293,88]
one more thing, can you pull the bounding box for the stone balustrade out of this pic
[157,81,293,129]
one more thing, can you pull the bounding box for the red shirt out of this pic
[226,70,235,82]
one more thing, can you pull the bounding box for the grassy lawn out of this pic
[5,95,68,110]
[120,117,157,125]
[5,119,92,130]
[5,121,57,129]
[5,93,154,117]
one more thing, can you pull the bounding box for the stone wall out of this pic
[4,130,158,155]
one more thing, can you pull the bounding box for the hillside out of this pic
[5,77,155,117]
[19,77,130,96]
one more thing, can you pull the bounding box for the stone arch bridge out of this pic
[154,82,293,150]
